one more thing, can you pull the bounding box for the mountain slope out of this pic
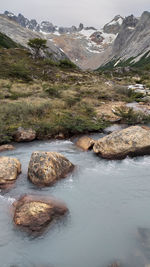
[101,11,150,69]
[0,32,19,48]
[0,15,67,61]
[3,10,150,70]
[2,11,123,69]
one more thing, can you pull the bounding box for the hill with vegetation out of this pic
[1,33,150,144]
[0,32,19,49]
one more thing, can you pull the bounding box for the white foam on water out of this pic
[0,194,15,204]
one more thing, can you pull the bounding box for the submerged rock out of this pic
[28,151,74,186]
[76,136,95,151]
[13,195,68,232]
[0,144,15,152]
[93,126,150,159]
[0,157,21,188]
[14,127,36,142]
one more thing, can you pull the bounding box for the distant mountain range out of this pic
[3,11,97,34]
[1,10,150,70]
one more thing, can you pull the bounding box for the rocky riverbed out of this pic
[1,131,150,266]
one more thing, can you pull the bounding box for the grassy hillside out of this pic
[0,46,109,143]
[0,34,149,144]
[0,32,19,49]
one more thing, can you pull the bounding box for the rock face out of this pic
[93,126,150,159]
[90,31,104,45]
[14,127,36,142]
[0,144,15,152]
[1,11,116,69]
[0,157,21,188]
[112,15,139,55]
[0,14,68,62]
[13,195,68,232]
[28,151,74,186]
[76,136,95,151]
[110,12,150,67]
[4,10,150,70]
[103,15,123,34]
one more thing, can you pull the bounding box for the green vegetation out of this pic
[1,33,150,144]
[0,100,108,143]
[115,87,144,102]
[28,38,48,58]
[43,85,61,98]
[58,59,77,69]
[0,32,19,49]
[114,106,150,125]
[8,60,31,81]
[98,51,150,73]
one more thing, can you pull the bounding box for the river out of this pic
[0,134,150,267]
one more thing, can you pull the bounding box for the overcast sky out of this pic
[0,0,150,28]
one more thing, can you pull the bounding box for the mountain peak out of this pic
[103,15,123,34]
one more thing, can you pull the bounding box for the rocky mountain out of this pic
[2,10,150,70]
[1,11,123,69]
[101,11,150,69]
[0,13,68,61]
[3,11,96,34]
[0,32,19,49]
[103,15,123,34]
[114,12,150,63]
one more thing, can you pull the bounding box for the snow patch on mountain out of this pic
[108,17,123,26]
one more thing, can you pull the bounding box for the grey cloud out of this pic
[0,0,150,27]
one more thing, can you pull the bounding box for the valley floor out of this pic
[1,47,150,144]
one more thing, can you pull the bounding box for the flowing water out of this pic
[1,134,150,267]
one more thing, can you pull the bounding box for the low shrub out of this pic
[65,96,81,107]
[58,59,77,69]
[8,61,31,81]
[116,87,144,102]
[114,106,150,124]
[44,85,61,98]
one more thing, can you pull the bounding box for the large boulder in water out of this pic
[28,151,74,186]
[93,126,150,159]
[14,127,36,142]
[76,136,95,151]
[0,157,21,188]
[13,195,68,232]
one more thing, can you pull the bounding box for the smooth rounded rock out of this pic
[93,126,150,159]
[0,157,21,188]
[13,195,68,232]
[0,144,15,152]
[14,127,36,142]
[76,136,95,151]
[28,151,74,186]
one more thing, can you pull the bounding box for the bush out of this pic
[53,111,107,134]
[115,87,144,102]
[9,61,31,81]
[65,96,81,107]
[0,101,52,144]
[35,121,53,138]
[58,59,77,69]
[44,85,61,98]
[114,106,150,124]
[9,92,32,100]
